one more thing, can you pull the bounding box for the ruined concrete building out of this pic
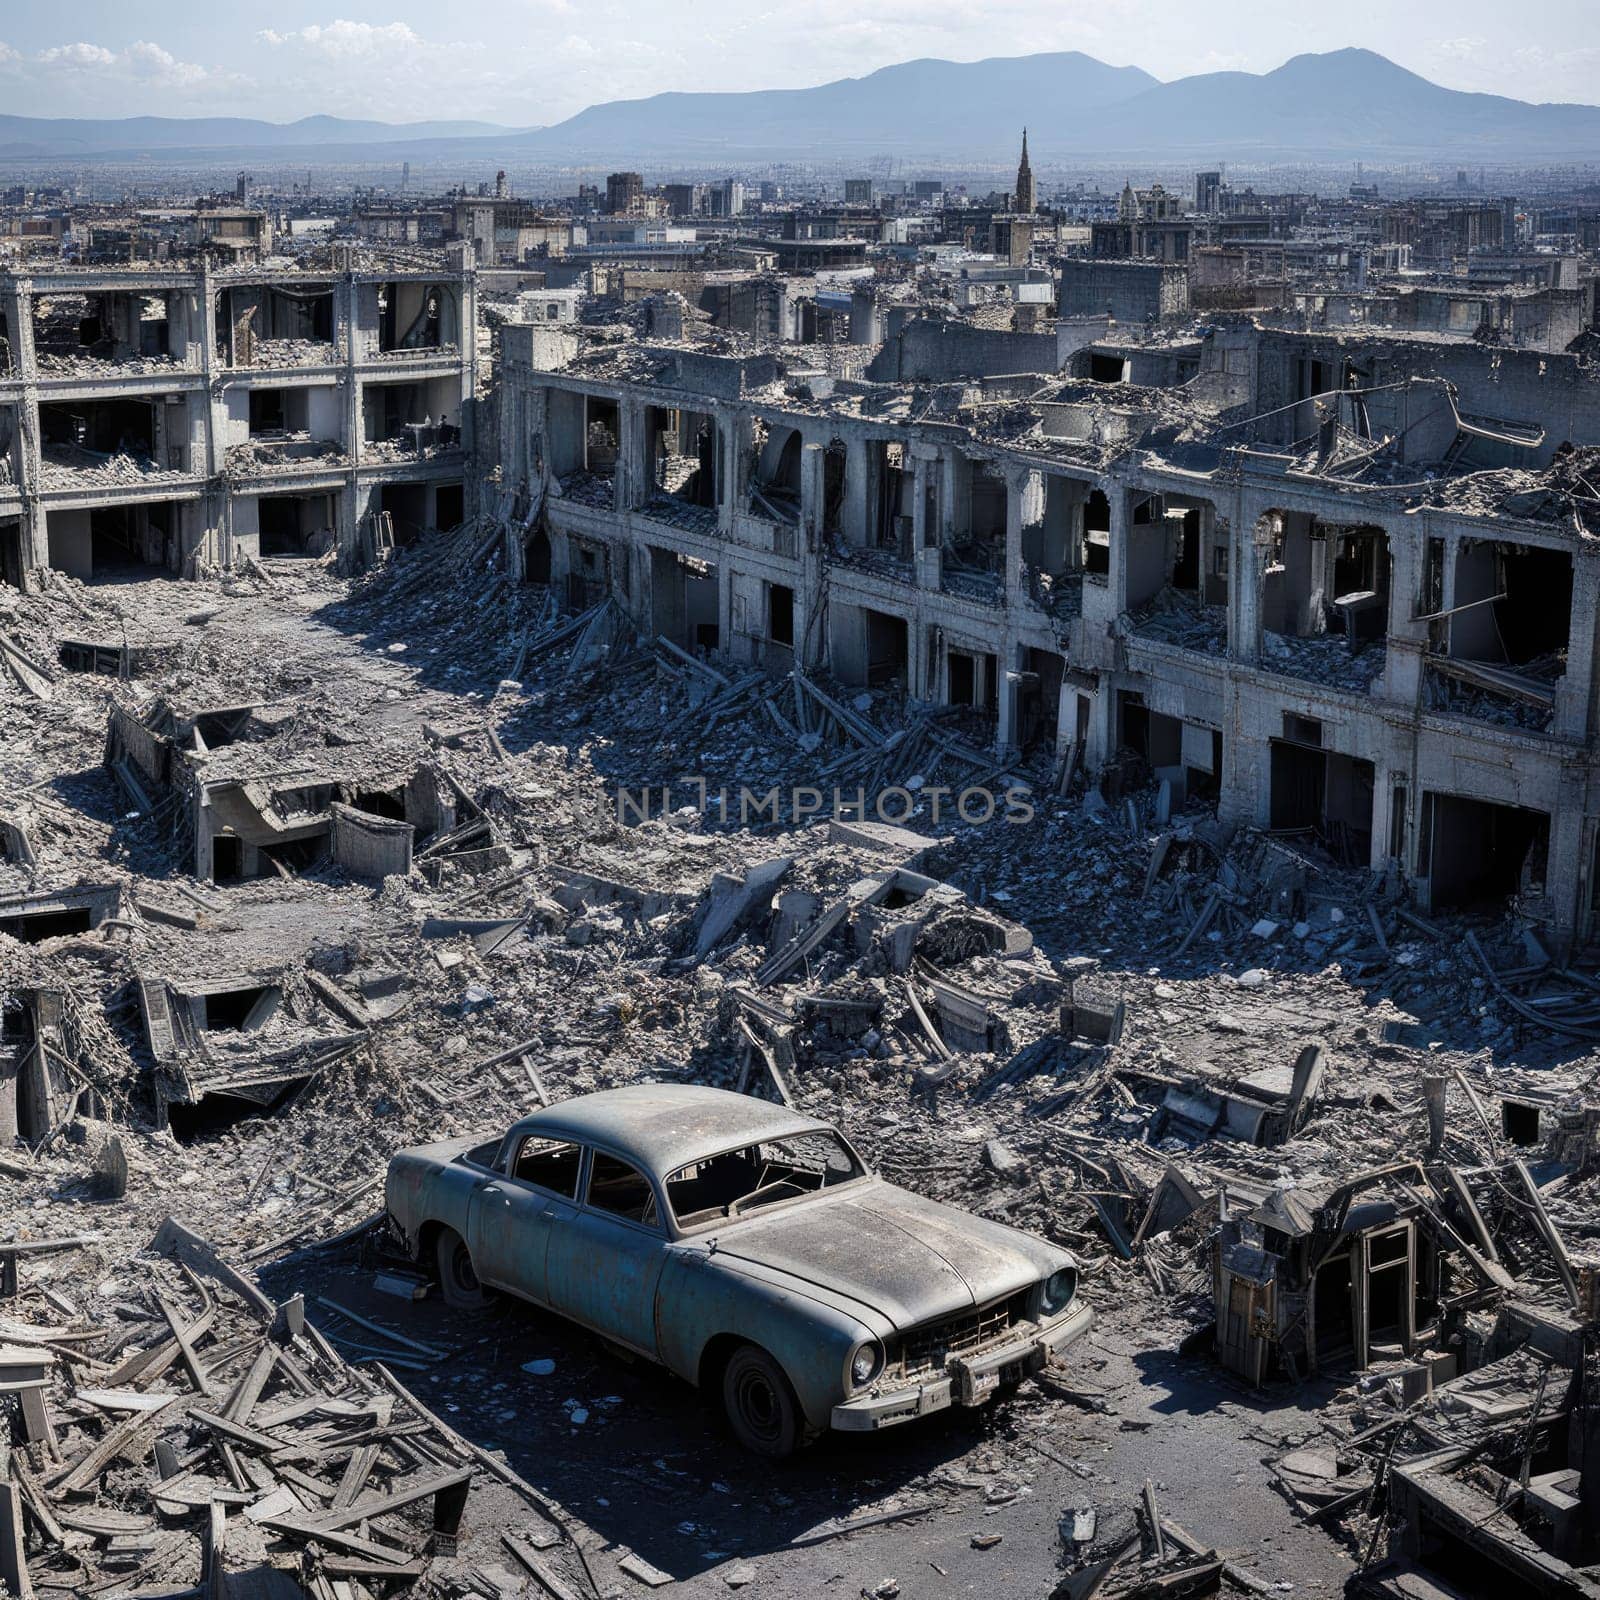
[0,245,476,583]
[497,311,1600,945]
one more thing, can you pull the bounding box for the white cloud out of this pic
[258,21,427,58]
[38,42,117,68]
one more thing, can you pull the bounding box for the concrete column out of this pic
[1555,558,1600,742]
[9,283,36,375]
[911,457,930,551]
[995,636,1017,753]
[799,441,824,548]
[1106,487,1131,614]
[618,395,647,511]
[1005,468,1042,607]
[722,411,751,536]
[1229,501,1264,664]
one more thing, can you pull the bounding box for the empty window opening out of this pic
[1172,508,1201,591]
[767,583,795,649]
[865,609,908,689]
[957,461,1007,571]
[525,526,553,585]
[650,547,719,652]
[946,648,998,717]
[1269,740,1375,866]
[871,439,911,554]
[377,281,451,352]
[647,406,719,509]
[822,439,848,538]
[1083,490,1111,575]
[165,1083,304,1144]
[1449,541,1571,667]
[47,503,179,581]
[0,520,24,591]
[750,423,802,521]
[436,483,465,530]
[258,493,335,559]
[586,398,620,474]
[1421,793,1549,914]
[248,388,286,433]
[567,539,609,612]
[1314,1252,1356,1366]
[1016,648,1064,755]
[1025,476,1079,576]
[211,836,244,883]
[216,282,334,366]
[1089,352,1126,384]
[353,788,407,821]
[41,397,161,464]
[362,379,460,451]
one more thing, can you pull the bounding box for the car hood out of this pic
[706,1179,1067,1332]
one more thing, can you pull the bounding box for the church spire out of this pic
[1014,127,1036,215]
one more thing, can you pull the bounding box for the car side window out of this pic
[512,1137,582,1198]
[587,1152,660,1227]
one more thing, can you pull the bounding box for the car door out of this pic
[543,1148,667,1358]
[467,1135,584,1302]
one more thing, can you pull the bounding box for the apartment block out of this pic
[0,245,477,586]
[498,313,1600,944]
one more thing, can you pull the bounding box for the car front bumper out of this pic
[830,1301,1093,1432]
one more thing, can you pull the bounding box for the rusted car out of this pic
[385,1084,1090,1456]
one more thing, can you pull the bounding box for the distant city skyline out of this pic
[0,3,1596,127]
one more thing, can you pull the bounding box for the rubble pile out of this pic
[2,535,1598,1597]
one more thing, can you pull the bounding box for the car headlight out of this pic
[850,1340,885,1389]
[1040,1267,1077,1317]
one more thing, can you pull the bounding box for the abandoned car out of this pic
[385,1083,1090,1455]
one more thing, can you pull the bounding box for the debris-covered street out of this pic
[3,532,1597,1599]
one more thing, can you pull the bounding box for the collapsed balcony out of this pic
[31,288,197,375]
[1258,511,1390,693]
[1126,493,1230,655]
[216,280,337,368]
[1423,538,1571,733]
[37,395,193,490]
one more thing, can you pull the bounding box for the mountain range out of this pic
[3,50,1599,167]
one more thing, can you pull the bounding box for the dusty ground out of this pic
[3,544,1593,1598]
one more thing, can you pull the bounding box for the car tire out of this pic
[721,1344,805,1459]
[435,1227,487,1310]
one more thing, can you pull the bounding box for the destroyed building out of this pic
[0,245,477,585]
[496,308,1600,946]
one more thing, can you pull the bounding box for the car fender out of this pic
[658,1248,890,1431]
[385,1141,487,1259]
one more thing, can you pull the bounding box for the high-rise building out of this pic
[1014,130,1036,214]
[605,172,644,214]
[844,178,873,206]
[1195,170,1221,214]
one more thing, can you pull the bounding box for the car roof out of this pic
[511,1084,834,1179]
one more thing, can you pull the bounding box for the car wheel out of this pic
[722,1344,804,1459]
[435,1227,487,1310]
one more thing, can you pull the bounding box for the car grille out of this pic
[899,1290,1032,1373]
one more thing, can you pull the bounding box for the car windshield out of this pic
[665,1131,864,1229]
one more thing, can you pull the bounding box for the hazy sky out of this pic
[0,2,1596,126]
